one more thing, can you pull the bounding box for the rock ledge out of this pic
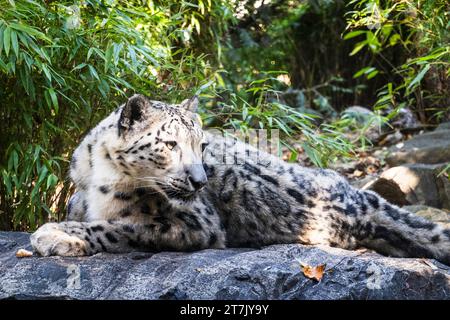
[0,232,449,300]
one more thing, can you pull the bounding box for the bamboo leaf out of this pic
[13,149,19,170]
[41,64,52,82]
[104,43,114,72]
[10,23,49,41]
[2,170,12,196]
[46,173,58,190]
[10,29,18,56]
[349,41,367,56]
[3,26,11,56]
[366,69,379,79]
[407,65,430,90]
[88,65,99,80]
[47,87,58,113]
[72,63,86,71]
[128,46,137,67]
[343,30,366,40]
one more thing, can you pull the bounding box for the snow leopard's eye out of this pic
[164,141,177,150]
[201,142,209,152]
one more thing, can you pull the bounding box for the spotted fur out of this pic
[31,94,450,265]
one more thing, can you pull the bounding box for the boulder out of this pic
[404,205,450,228]
[343,105,383,121]
[341,106,383,141]
[386,129,450,166]
[0,232,449,300]
[436,122,450,132]
[388,108,421,129]
[363,177,410,207]
[365,164,450,210]
[350,175,377,189]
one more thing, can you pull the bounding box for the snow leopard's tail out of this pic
[353,190,450,265]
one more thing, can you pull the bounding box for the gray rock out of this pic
[341,106,384,141]
[386,129,450,166]
[342,106,376,122]
[403,205,450,228]
[342,106,420,133]
[436,122,450,132]
[363,177,410,207]
[389,108,421,129]
[1,232,449,300]
[375,164,450,210]
[350,176,377,190]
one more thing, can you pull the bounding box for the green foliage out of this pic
[218,0,365,111]
[2,143,63,230]
[346,0,450,121]
[201,73,354,167]
[0,0,229,230]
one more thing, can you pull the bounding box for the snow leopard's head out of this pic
[114,94,208,201]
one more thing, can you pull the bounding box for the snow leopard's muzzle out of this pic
[164,163,207,201]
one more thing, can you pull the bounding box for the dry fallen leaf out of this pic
[353,169,364,177]
[16,248,33,258]
[300,262,326,281]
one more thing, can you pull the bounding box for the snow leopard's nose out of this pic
[186,164,207,191]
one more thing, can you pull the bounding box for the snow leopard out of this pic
[30,94,450,265]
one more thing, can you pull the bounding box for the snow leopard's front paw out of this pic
[30,223,88,257]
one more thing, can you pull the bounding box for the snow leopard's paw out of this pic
[30,223,88,257]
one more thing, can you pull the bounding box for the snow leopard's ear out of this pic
[179,95,199,112]
[118,94,149,136]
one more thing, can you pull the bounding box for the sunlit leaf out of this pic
[299,262,326,282]
[349,41,367,56]
[343,30,366,40]
[46,173,58,190]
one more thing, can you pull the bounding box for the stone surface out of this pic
[342,106,383,141]
[389,108,421,129]
[403,205,450,228]
[342,106,376,121]
[386,129,450,166]
[363,177,410,207]
[0,232,449,300]
[373,164,450,210]
[350,176,377,189]
[436,122,450,132]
